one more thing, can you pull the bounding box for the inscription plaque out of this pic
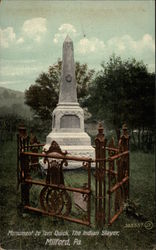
[60,115,80,128]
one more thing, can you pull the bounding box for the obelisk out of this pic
[44,35,94,167]
[59,35,78,105]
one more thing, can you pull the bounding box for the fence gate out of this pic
[17,123,129,227]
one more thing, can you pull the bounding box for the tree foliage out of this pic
[86,55,155,134]
[25,60,95,120]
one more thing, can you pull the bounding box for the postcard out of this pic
[0,1,155,249]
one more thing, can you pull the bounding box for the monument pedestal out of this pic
[44,103,95,166]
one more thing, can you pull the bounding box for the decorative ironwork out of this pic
[44,140,67,155]
[40,150,72,216]
[40,187,72,216]
[17,123,129,227]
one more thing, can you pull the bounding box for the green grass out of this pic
[0,137,155,250]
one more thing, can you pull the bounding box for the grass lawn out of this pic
[0,136,155,250]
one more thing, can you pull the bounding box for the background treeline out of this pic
[0,87,32,143]
[0,55,155,152]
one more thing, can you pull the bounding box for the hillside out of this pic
[0,86,33,119]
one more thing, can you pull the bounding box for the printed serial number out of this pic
[124,223,144,228]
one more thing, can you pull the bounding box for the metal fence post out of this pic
[118,124,130,199]
[95,122,107,226]
[20,153,30,206]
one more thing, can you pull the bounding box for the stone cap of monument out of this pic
[64,34,72,43]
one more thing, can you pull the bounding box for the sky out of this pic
[0,0,155,92]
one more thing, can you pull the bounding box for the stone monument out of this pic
[44,35,94,164]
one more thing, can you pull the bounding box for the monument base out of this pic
[43,131,95,169]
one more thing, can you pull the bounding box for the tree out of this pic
[86,55,155,149]
[25,60,95,120]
